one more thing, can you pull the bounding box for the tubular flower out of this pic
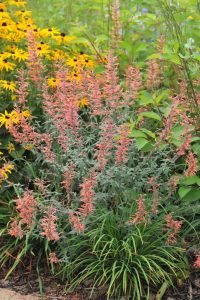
[165,213,182,244]
[8,219,24,238]
[194,255,200,268]
[184,151,198,177]
[49,252,60,263]
[40,208,60,241]
[79,171,97,217]
[129,195,147,225]
[115,123,131,164]
[15,189,37,228]
[68,211,85,233]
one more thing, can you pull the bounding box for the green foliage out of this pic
[61,207,189,299]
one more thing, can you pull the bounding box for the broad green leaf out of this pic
[178,187,192,198]
[171,125,185,138]
[154,90,169,104]
[163,53,181,65]
[180,176,200,186]
[138,91,154,105]
[130,129,147,138]
[141,128,156,139]
[119,41,132,52]
[135,138,149,150]
[146,53,162,60]
[192,143,200,156]
[140,111,161,121]
[141,142,154,152]
[182,189,200,202]
[171,138,182,147]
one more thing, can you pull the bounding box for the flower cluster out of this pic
[165,213,182,244]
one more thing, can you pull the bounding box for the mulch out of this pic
[0,261,199,300]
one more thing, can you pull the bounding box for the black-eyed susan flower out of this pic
[50,49,67,61]
[0,58,16,71]
[0,51,12,60]
[5,31,25,42]
[0,3,6,10]
[0,162,14,184]
[66,56,79,68]
[53,33,76,44]
[79,98,89,108]
[23,143,33,150]
[0,80,16,92]
[79,54,94,68]
[66,71,82,82]
[7,0,26,7]
[7,142,15,153]
[21,109,31,118]
[0,110,19,128]
[36,42,50,56]
[39,27,60,38]
[15,10,32,18]
[47,78,60,88]
[10,47,28,62]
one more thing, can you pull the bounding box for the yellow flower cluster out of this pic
[0,162,14,187]
[0,109,30,128]
[0,0,95,177]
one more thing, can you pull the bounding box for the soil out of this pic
[0,263,199,300]
[0,288,39,300]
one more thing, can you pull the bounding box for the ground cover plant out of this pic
[0,0,200,299]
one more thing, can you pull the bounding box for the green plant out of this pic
[60,207,189,300]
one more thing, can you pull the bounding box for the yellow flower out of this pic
[53,33,76,44]
[66,71,82,82]
[23,143,33,150]
[47,78,60,88]
[187,16,193,20]
[15,10,32,18]
[0,58,16,71]
[11,95,17,101]
[79,54,94,68]
[10,48,28,62]
[36,42,50,57]
[21,110,31,118]
[0,51,12,60]
[0,162,14,181]
[0,110,19,129]
[0,3,6,10]
[79,98,89,108]
[39,27,60,38]
[7,142,15,154]
[0,80,16,92]
[5,32,25,43]
[66,57,79,68]
[50,49,67,61]
[7,0,26,7]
